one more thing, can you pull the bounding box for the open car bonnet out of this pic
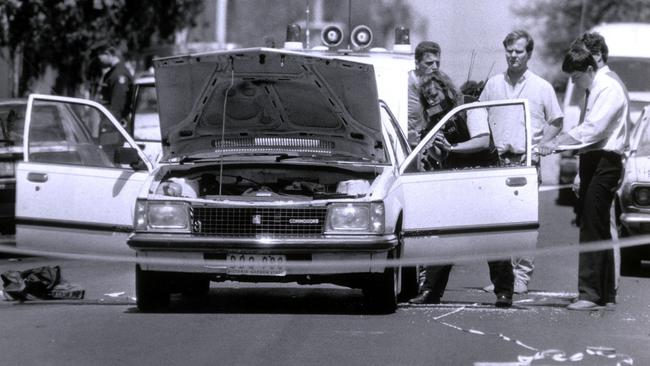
[154,48,384,162]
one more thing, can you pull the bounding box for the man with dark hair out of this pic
[96,43,134,125]
[479,30,563,295]
[407,41,442,147]
[570,32,631,292]
[572,32,630,125]
[539,46,628,311]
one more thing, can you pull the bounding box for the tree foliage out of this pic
[512,0,650,81]
[0,0,204,96]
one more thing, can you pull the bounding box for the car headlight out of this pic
[325,202,384,233]
[0,161,15,177]
[633,187,650,206]
[135,200,191,232]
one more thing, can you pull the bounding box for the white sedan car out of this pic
[15,48,538,313]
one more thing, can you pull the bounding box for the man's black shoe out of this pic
[495,295,512,308]
[409,290,441,304]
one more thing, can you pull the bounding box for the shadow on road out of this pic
[124,286,381,315]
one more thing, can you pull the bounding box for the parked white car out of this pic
[617,105,650,275]
[15,48,538,313]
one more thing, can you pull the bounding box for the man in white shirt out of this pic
[479,30,564,294]
[539,47,628,311]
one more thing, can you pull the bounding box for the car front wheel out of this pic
[362,250,398,314]
[135,265,170,312]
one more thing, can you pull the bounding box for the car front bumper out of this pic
[128,233,398,275]
[620,212,650,234]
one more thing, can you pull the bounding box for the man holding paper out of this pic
[539,46,628,311]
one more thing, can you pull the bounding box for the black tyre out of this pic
[181,277,210,297]
[616,215,643,277]
[396,224,418,301]
[399,265,419,302]
[363,251,398,314]
[620,246,643,276]
[135,265,170,312]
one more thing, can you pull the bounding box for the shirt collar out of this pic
[504,69,530,85]
[596,65,611,75]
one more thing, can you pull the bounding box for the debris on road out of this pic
[1,265,85,301]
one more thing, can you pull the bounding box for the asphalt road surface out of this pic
[0,189,648,366]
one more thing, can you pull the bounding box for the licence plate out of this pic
[226,253,287,276]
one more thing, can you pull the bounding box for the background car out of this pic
[617,105,650,275]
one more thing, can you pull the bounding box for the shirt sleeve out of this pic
[407,71,424,144]
[567,85,625,144]
[466,108,490,138]
[543,84,563,122]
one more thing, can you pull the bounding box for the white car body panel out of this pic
[16,94,151,255]
[397,99,538,260]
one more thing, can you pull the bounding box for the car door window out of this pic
[397,99,538,263]
[403,101,530,173]
[380,102,409,166]
[27,100,145,169]
[133,84,161,142]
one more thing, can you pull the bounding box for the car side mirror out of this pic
[114,147,145,169]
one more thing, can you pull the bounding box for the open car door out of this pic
[397,99,539,265]
[15,94,152,255]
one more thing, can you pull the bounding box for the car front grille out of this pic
[192,206,327,237]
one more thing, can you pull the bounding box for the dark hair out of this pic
[418,69,460,130]
[562,46,598,73]
[415,41,441,61]
[572,32,609,63]
[503,30,534,53]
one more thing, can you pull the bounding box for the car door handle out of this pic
[27,172,48,183]
[506,177,527,187]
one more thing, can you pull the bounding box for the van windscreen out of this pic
[608,57,650,92]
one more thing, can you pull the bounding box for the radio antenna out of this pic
[466,49,476,82]
[484,60,496,81]
[347,0,352,50]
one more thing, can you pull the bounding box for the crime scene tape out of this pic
[0,232,648,271]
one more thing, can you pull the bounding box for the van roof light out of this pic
[284,24,303,50]
[393,27,411,53]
